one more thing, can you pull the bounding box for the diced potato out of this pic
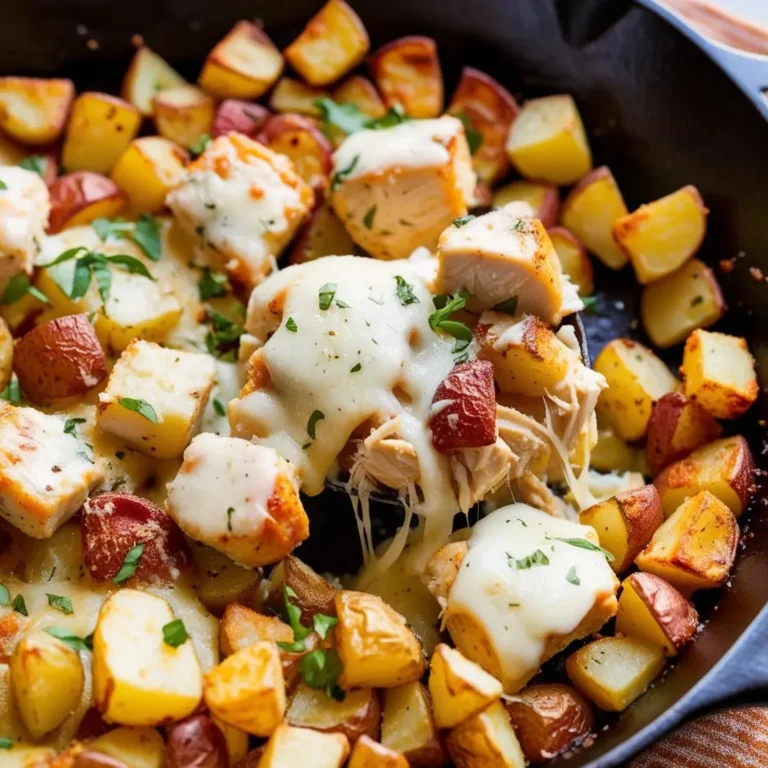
[199,21,284,100]
[269,77,330,116]
[284,0,370,86]
[492,180,559,228]
[645,392,722,475]
[505,95,592,185]
[370,36,443,118]
[93,589,203,725]
[654,435,754,518]
[429,643,503,729]
[122,46,188,116]
[613,185,708,284]
[561,166,628,269]
[566,636,665,712]
[474,312,574,397]
[89,726,166,768]
[640,259,726,348]
[259,724,350,768]
[111,136,189,213]
[153,86,215,149]
[204,642,286,736]
[266,556,337,623]
[579,485,664,573]
[594,339,678,441]
[332,75,386,118]
[503,684,593,764]
[335,590,425,689]
[0,77,74,145]
[9,629,84,738]
[546,227,594,295]
[681,329,757,419]
[62,92,142,174]
[289,201,355,265]
[97,340,215,459]
[349,735,409,768]
[445,701,525,768]
[48,171,127,234]
[286,683,381,745]
[220,603,293,656]
[215,718,250,767]
[381,682,446,768]
[616,572,698,657]
[635,490,738,594]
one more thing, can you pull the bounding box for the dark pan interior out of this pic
[1,0,767,764]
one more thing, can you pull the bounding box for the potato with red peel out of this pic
[121,47,188,116]
[48,171,127,233]
[13,313,107,403]
[266,554,338,622]
[289,201,355,265]
[448,67,520,185]
[492,180,559,228]
[0,77,74,145]
[645,392,722,475]
[166,714,228,768]
[152,85,215,149]
[81,492,190,584]
[547,227,593,295]
[258,114,333,193]
[269,78,330,117]
[616,572,698,657]
[370,36,443,118]
[429,360,497,454]
[211,100,270,139]
[504,684,594,765]
[579,485,664,574]
[332,75,386,118]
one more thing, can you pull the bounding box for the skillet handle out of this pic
[637,0,768,121]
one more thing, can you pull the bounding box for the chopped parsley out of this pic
[512,217,526,232]
[131,214,162,261]
[0,584,9,606]
[286,317,298,333]
[12,594,27,616]
[452,215,476,228]
[553,537,615,562]
[300,648,345,701]
[318,283,337,311]
[0,737,13,749]
[277,586,313,652]
[0,378,21,404]
[307,410,325,440]
[330,155,359,191]
[350,363,362,373]
[315,98,408,137]
[189,133,212,158]
[227,507,235,532]
[0,273,49,306]
[492,296,519,316]
[0,180,6,191]
[335,299,351,309]
[19,155,47,177]
[198,268,230,300]
[507,549,550,570]
[113,543,145,585]
[312,613,338,640]
[63,417,86,438]
[429,291,472,352]
[581,296,598,314]
[46,593,74,614]
[117,398,158,424]
[212,398,226,417]
[394,276,420,306]
[162,619,188,648]
[92,217,134,241]
[45,627,93,652]
[567,566,580,586]
[363,205,376,230]
[456,112,484,155]
[205,309,245,360]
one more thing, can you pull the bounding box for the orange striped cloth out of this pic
[630,708,768,767]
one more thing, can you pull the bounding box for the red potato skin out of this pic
[430,359,497,454]
[614,484,664,568]
[547,226,586,257]
[81,492,191,584]
[166,714,228,768]
[13,314,107,403]
[561,166,619,213]
[212,100,271,139]
[47,171,126,234]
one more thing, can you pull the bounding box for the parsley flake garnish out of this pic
[507,549,550,570]
[117,398,158,424]
[492,296,518,316]
[331,155,359,191]
[113,543,145,585]
[189,133,212,158]
[286,317,298,332]
[63,417,86,438]
[453,215,476,228]
[12,594,27,616]
[0,584,9,606]
[363,205,376,230]
[198,268,230,300]
[300,648,345,701]
[553,537,615,561]
[307,410,325,439]
[227,507,235,532]
[395,276,419,306]
[318,283,337,311]
[44,627,93,652]
[567,566,581,586]
[162,619,188,647]
[350,363,362,373]
[456,112,484,155]
[46,593,74,614]
[19,155,47,177]
[0,378,21,404]
[0,274,50,306]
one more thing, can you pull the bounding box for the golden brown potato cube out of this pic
[370,36,443,118]
[332,75,386,118]
[48,171,127,233]
[616,572,698,657]
[381,682,446,768]
[335,590,425,689]
[111,136,189,214]
[199,21,284,100]
[87,725,166,768]
[349,735,409,768]
[579,485,664,574]
[0,77,74,145]
[653,435,754,518]
[613,185,708,284]
[505,95,592,186]
[547,227,594,295]
[681,329,757,419]
[267,555,338,622]
[645,392,722,476]
[204,641,286,736]
[429,643,503,729]
[269,77,330,116]
[640,259,726,348]
[121,46,188,116]
[594,339,678,441]
[259,724,350,768]
[635,490,738,595]
[492,180,559,228]
[504,684,594,765]
[565,636,666,712]
[152,85,215,149]
[219,603,294,656]
[448,67,520,185]
[445,701,525,768]
[284,0,370,86]
[289,201,356,265]
[561,166,629,270]
[62,92,142,175]
[474,312,574,397]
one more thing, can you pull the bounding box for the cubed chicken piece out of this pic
[166,133,314,288]
[166,433,309,567]
[329,116,476,260]
[435,203,580,325]
[97,340,216,460]
[0,167,50,294]
[0,403,104,538]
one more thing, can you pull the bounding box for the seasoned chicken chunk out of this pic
[330,116,476,260]
[167,133,314,287]
[0,166,49,294]
[435,203,581,325]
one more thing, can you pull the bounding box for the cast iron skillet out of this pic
[1,0,767,764]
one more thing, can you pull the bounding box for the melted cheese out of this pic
[445,503,617,691]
